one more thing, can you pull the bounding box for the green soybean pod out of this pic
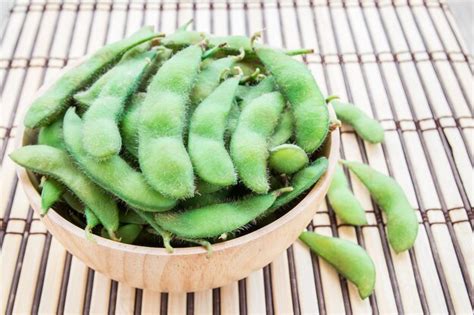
[269,144,309,175]
[230,91,285,194]
[196,180,223,194]
[100,224,143,244]
[342,160,418,253]
[238,76,275,110]
[179,190,228,209]
[24,26,160,128]
[120,93,146,157]
[299,231,376,299]
[37,119,66,214]
[188,77,240,187]
[37,119,65,149]
[40,178,65,215]
[256,47,329,153]
[63,108,176,212]
[75,46,171,111]
[208,35,253,53]
[208,35,314,57]
[9,145,119,237]
[72,42,149,111]
[190,51,244,106]
[327,165,367,226]
[117,224,143,244]
[119,210,146,225]
[82,48,159,159]
[85,207,100,240]
[154,189,290,239]
[269,157,328,211]
[130,208,174,252]
[120,49,174,158]
[139,45,202,199]
[225,100,241,138]
[269,108,293,147]
[161,20,204,50]
[62,191,85,214]
[331,100,384,144]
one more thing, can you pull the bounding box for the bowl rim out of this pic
[14,55,340,257]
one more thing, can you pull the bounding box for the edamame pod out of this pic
[161,20,204,50]
[238,76,275,110]
[331,100,384,144]
[9,145,120,237]
[179,190,228,209]
[188,77,240,186]
[226,100,241,138]
[24,26,160,128]
[38,119,66,214]
[82,47,159,159]
[40,178,65,215]
[62,191,85,214]
[256,47,329,153]
[269,108,293,147]
[269,144,309,175]
[190,51,245,106]
[269,157,328,211]
[299,231,376,299]
[120,93,146,157]
[119,210,146,225]
[327,165,367,226]
[73,42,150,110]
[208,35,314,57]
[37,119,65,149]
[342,160,418,252]
[154,189,290,239]
[63,108,176,212]
[139,45,202,199]
[196,180,223,194]
[117,224,143,244]
[230,91,285,193]
[85,207,100,240]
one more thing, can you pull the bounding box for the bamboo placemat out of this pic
[1,0,472,314]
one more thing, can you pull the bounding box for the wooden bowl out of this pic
[15,59,340,293]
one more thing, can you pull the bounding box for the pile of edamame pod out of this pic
[11,23,418,299]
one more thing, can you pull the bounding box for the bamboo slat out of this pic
[1,1,472,314]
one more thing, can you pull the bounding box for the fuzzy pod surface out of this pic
[24,26,158,128]
[342,160,418,252]
[256,47,329,153]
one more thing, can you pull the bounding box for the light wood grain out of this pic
[220,282,240,315]
[89,272,111,315]
[12,234,46,314]
[38,238,68,315]
[141,290,161,315]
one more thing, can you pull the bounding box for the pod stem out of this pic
[329,119,341,131]
[85,226,96,242]
[232,48,246,62]
[108,230,120,242]
[177,19,194,32]
[240,67,261,84]
[202,42,227,59]
[147,228,174,253]
[219,67,231,81]
[274,186,294,197]
[285,48,314,56]
[177,237,213,257]
[250,30,264,48]
[130,208,175,252]
[325,95,340,103]
[232,66,244,78]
